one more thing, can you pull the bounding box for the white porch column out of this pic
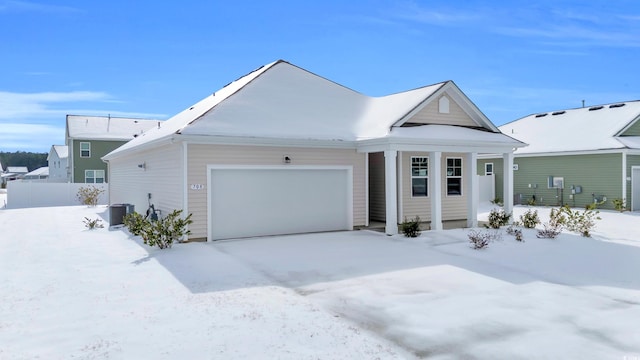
[384,150,398,235]
[466,152,478,228]
[430,151,443,230]
[503,152,514,218]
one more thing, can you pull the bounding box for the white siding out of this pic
[188,144,366,240]
[406,94,478,127]
[108,143,183,218]
[401,151,468,222]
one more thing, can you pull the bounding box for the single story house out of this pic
[103,60,525,241]
[66,115,162,183]
[478,101,640,211]
[1,166,29,185]
[23,167,49,181]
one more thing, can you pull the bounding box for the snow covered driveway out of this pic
[1,203,640,359]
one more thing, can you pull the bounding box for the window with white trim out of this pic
[485,163,494,175]
[80,142,91,158]
[446,157,462,196]
[411,157,428,197]
[85,169,105,183]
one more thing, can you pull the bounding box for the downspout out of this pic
[182,140,189,240]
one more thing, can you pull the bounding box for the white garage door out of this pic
[209,166,352,240]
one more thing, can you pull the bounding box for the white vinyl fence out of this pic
[478,174,495,203]
[6,182,108,209]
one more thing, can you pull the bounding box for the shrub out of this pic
[76,185,105,207]
[124,209,193,249]
[612,198,626,212]
[490,197,503,206]
[536,223,562,239]
[506,225,524,242]
[485,208,511,229]
[401,216,421,238]
[559,205,600,237]
[123,212,147,236]
[526,197,537,206]
[468,229,501,249]
[519,209,540,229]
[83,217,104,230]
[536,207,565,239]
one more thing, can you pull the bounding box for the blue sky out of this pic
[2,0,640,153]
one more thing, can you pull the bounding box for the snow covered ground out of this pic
[1,195,639,359]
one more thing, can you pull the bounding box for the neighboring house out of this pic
[1,166,29,185]
[103,60,524,241]
[478,101,640,211]
[66,115,162,183]
[23,167,49,181]
[47,145,69,183]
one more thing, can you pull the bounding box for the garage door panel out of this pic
[210,167,351,240]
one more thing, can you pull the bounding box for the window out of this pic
[446,157,462,196]
[80,142,91,158]
[485,163,494,175]
[85,169,105,183]
[411,157,428,197]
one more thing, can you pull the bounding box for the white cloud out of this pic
[0,90,111,119]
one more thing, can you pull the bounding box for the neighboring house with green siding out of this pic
[479,101,640,211]
[66,115,162,183]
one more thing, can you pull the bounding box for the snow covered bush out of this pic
[468,229,501,249]
[519,209,540,229]
[123,212,146,236]
[401,216,421,237]
[537,207,565,239]
[559,205,600,237]
[83,217,104,230]
[506,225,524,242]
[485,208,511,229]
[124,209,193,249]
[76,185,105,207]
[612,198,626,212]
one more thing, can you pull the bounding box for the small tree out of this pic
[76,185,105,207]
[519,209,540,229]
[401,216,421,238]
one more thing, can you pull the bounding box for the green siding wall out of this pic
[477,158,504,202]
[621,120,640,136]
[73,140,127,183]
[512,153,622,209]
[627,154,640,209]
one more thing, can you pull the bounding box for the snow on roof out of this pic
[7,166,28,173]
[25,167,49,177]
[66,115,162,141]
[500,101,640,154]
[105,60,506,159]
[49,145,69,160]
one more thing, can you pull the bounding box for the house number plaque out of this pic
[190,184,205,190]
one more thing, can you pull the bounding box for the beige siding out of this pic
[368,152,385,222]
[108,143,183,218]
[401,152,468,223]
[405,94,478,127]
[187,144,366,240]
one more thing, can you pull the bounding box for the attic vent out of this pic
[609,103,626,108]
[189,106,194,110]
[552,111,566,115]
[535,113,548,118]
[133,134,138,138]
[588,106,604,111]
